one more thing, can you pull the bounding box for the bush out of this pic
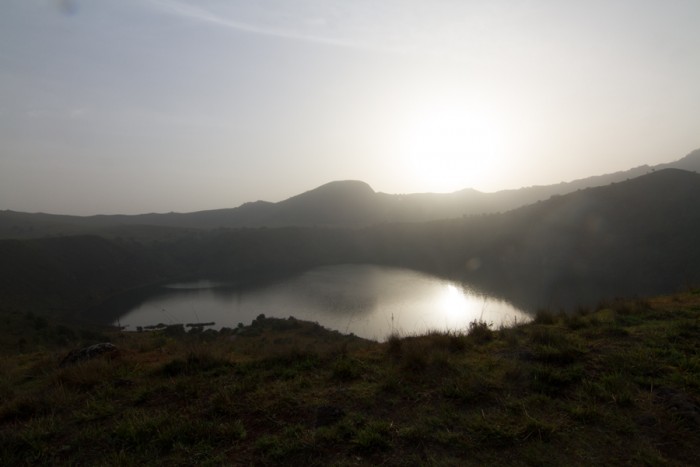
[533,309,558,325]
[467,320,493,343]
[162,324,185,337]
[385,333,402,358]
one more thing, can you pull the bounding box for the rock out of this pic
[59,342,119,367]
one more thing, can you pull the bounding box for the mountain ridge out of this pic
[1,149,698,238]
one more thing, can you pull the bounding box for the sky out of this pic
[1,0,699,215]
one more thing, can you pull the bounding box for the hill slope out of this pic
[1,149,698,238]
[365,169,700,310]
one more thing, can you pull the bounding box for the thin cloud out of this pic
[148,0,411,54]
[26,109,51,119]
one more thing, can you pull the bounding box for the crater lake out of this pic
[110,264,530,341]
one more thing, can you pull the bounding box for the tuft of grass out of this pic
[331,355,363,381]
[353,420,392,453]
[442,373,498,404]
[531,364,584,394]
[533,309,559,325]
[253,425,308,463]
[467,320,493,343]
[399,339,429,373]
[160,351,232,377]
[385,332,403,358]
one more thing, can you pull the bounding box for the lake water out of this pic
[113,264,530,341]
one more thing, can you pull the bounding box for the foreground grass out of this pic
[1,293,699,465]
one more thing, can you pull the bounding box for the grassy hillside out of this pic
[1,291,698,465]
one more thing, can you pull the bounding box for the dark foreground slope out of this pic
[1,292,698,465]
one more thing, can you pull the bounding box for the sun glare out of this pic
[438,284,471,323]
[395,100,508,192]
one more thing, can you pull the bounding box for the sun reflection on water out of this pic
[439,284,467,318]
[436,283,489,327]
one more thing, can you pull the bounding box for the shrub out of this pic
[400,341,428,373]
[447,333,468,353]
[533,309,558,325]
[467,320,493,343]
[162,324,185,337]
[385,333,402,358]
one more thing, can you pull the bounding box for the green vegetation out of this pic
[1,292,699,465]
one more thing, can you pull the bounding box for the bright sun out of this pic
[395,100,507,192]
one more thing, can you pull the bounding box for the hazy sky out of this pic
[1,0,699,215]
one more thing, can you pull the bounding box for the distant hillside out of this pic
[656,147,700,172]
[1,149,698,239]
[0,235,187,317]
[2,168,699,319]
[408,168,700,310]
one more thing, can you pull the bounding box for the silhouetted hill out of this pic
[261,180,378,226]
[1,149,698,238]
[413,169,700,309]
[656,147,700,172]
